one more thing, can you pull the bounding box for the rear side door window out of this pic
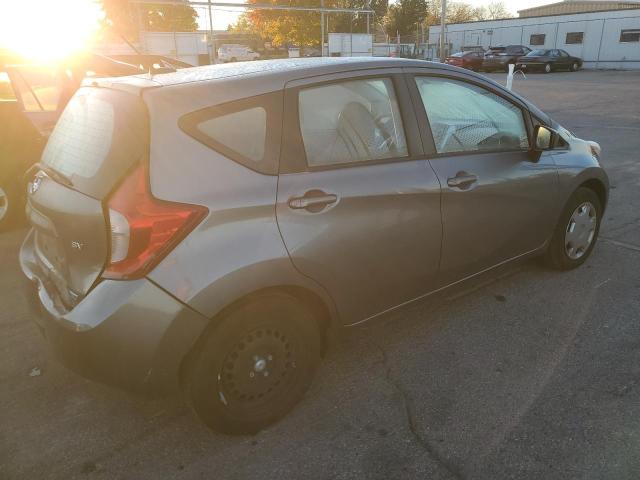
[297,78,408,167]
[414,76,529,154]
[179,91,282,175]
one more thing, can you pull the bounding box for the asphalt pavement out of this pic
[1,69,639,480]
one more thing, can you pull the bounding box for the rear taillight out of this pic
[103,164,208,280]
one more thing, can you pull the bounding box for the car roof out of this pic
[86,57,455,94]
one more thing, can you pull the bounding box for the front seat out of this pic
[337,102,392,161]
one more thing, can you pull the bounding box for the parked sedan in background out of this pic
[0,54,140,231]
[481,45,531,72]
[0,53,191,231]
[517,49,583,73]
[445,51,484,71]
[21,57,608,434]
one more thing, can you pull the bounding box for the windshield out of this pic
[528,49,550,56]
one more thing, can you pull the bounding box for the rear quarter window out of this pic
[179,91,283,175]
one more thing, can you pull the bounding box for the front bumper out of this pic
[20,229,209,396]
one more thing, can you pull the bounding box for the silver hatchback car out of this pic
[21,58,608,434]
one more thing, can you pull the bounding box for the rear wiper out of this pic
[25,162,74,187]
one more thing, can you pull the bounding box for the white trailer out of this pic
[327,33,373,57]
[139,32,209,66]
[429,8,640,69]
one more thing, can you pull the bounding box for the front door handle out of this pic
[288,191,338,211]
[447,172,478,189]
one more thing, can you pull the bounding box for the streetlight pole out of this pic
[321,0,325,56]
[208,0,216,64]
[440,0,446,62]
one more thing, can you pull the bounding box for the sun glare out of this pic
[0,0,104,62]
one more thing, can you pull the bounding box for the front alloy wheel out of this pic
[544,63,552,74]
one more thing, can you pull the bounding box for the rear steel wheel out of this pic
[187,293,321,434]
[219,326,299,409]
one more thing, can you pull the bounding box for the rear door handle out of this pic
[447,173,478,189]
[288,193,338,210]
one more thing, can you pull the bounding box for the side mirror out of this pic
[532,125,556,151]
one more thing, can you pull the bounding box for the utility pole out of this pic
[440,0,446,62]
[208,0,216,64]
[321,0,325,56]
[366,0,370,35]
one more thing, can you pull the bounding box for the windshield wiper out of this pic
[25,162,74,187]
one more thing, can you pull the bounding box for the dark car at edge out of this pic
[517,49,583,73]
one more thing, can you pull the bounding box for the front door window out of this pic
[414,77,529,154]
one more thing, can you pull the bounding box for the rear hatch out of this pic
[26,86,148,308]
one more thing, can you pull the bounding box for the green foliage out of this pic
[232,0,386,47]
[382,0,428,37]
[101,0,198,38]
[228,0,511,46]
[330,0,388,34]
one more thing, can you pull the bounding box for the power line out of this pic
[131,0,374,15]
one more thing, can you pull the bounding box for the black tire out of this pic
[187,293,322,434]
[545,187,602,270]
[543,62,552,74]
[0,181,24,232]
[571,62,579,72]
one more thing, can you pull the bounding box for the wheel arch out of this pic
[579,177,608,211]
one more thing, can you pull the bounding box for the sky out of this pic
[196,0,556,31]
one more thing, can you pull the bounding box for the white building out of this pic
[429,7,640,69]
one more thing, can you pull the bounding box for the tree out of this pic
[423,1,513,27]
[242,0,320,47]
[446,2,478,24]
[231,0,386,47]
[382,0,428,37]
[476,1,512,20]
[331,0,389,34]
[101,0,198,39]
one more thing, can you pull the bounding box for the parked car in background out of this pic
[0,71,44,230]
[0,52,192,231]
[445,51,484,71]
[517,49,583,73]
[108,54,193,73]
[482,45,531,72]
[217,44,260,63]
[21,58,608,435]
